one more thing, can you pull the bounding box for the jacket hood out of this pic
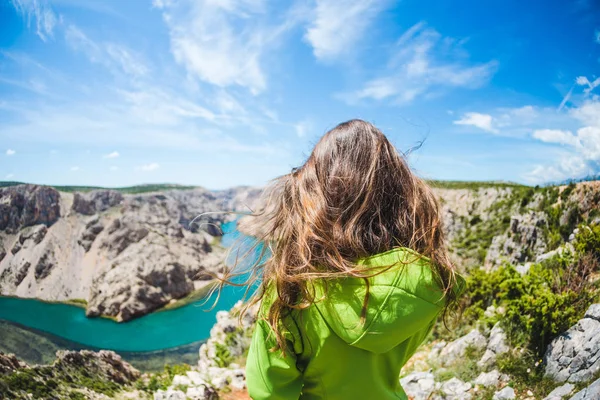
[312,247,463,354]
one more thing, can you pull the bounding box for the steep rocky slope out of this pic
[1,180,599,399]
[0,184,261,321]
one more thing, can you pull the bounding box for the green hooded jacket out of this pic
[246,247,465,400]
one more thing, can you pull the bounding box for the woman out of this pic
[228,119,464,399]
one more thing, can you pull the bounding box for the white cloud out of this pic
[103,151,120,159]
[524,97,600,183]
[304,0,389,61]
[138,163,160,171]
[154,0,296,94]
[110,166,119,171]
[6,149,16,156]
[454,112,498,133]
[524,158,591,185]
[294,120,312,138]
[532,129,579,146]
[340,22,497,105]
[70,166,80,171]
[571,99,600,128]
[10,0,57,42]
[5,173,15,179]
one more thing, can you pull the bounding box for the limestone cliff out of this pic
[0,184,261,321]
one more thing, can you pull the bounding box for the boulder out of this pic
[545,304,600,383]
[400,371,436,400]
[543,383,575,400]
[479,323,510,368]
[474,369,509,387]
[439,329,487,366]
[437,377,472,400]
[493,386,516,400]
[570,378,600,400]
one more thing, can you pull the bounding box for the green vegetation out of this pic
[428,180,528,190]
[463,229,599,357]
[0,363,125,399]
[136,363,192,393]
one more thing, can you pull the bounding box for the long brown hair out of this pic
[220,119,460,351]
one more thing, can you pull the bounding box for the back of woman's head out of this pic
[233,119,459,349]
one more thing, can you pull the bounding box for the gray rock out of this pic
[570,378,600,400]
[14,262,30,286]
[584,304,600,322]
[34,249,56,280]
[72,190,124,215]
[479,323,510,368]
[0,238,5,263]
[543,382,575,400]
[485,211,548,269]
[440,329,487,366]
[154,389,187,400]
[0,351,28,375]
[474,369,509,387]
[0,184,60,233]
[400,371,436,400]
[545,304,600,383]
[493,386,516,400]
[438,377,472,400]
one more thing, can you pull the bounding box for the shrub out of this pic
[461,249,599,357]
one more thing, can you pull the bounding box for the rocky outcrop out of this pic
[0,352,27,375]
[0,350,141,399]
[54,350,140,384]
[72,190,124,215]
[34,249,56,280]
[78,217,105,252]
[485,211,548,269]
[570,378,600,400]
[478,323,510,368]
[545,304,600,384]
[439,329,488,366]
[0,185,60,233]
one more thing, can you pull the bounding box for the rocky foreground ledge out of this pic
[2,302,600,399]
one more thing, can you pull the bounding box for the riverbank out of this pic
[0,320,202,372]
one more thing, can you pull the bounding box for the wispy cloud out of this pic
[153,0,297,94]
[10,0,57,42]
[339,22,498,105]
[576,75,600,94]
[304,0,390,62]
[103,151,120,159]
[137,162,159,172]
[70,166,80,171]
[5,173,15,179]
[6,149,16,156]
[65,25,148,78]
[454,112,498,133]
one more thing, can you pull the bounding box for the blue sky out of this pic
[1,0,599,189]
